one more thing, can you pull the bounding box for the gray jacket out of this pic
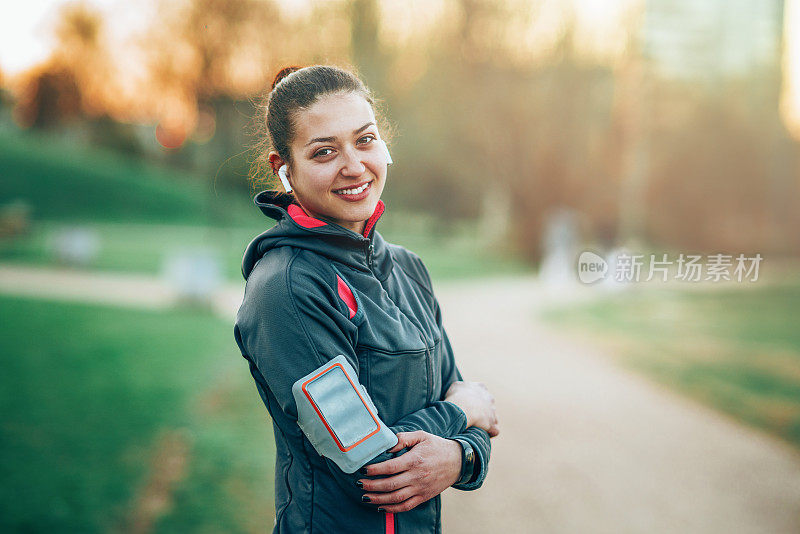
[234,191,491,533]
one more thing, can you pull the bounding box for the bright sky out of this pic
[1,0,800,136]
[0,0,153,73]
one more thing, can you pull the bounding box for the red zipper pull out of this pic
[384,511,395,534]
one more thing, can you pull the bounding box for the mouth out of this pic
[333,179,373,197]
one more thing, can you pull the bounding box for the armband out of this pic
[291,355,398,473]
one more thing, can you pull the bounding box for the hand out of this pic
[444,381,499,437]
[358,431,462,513]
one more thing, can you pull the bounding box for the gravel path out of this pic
[436,276,800,533]
[0,264,240,318]
[0,264,180,309]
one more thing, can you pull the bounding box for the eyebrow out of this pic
[304,122,375,147]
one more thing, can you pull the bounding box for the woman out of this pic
[234,65,499,534]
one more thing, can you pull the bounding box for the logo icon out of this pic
[577,251,608,284]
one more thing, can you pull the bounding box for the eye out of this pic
[313,147,335,158]
[357,134,376,145]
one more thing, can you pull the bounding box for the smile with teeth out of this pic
[334,181,372,196]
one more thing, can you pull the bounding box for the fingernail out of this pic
[355,480,363,488]
[362,495,371,503]
[377,507,385,512]
[360,467,368,475]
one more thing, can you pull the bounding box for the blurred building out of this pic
[641,0,784,88]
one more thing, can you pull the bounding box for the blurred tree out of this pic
[381,0,536,234]
[0,68,11,129]
[0,67,6,108]
[644,80,800,256]
[385,1,617,261]
[14,65,82,129]
[13,2,142,154]
[51,1,112,116]
[350,0,386,93]
[14,3,104,129]
[142,0,296,179]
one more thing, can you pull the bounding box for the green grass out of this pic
[0,295,274,533]
[0,129,255,226]
[540,282,800,448]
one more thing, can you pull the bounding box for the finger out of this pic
[387,431,426,453]
[363,485,416,505]
[359,471,414,493]
[378,495,425,514]
[364,450,417,476]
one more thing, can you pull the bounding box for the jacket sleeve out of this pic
[235,254,469,504]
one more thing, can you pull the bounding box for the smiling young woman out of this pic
[270,91,386,234]
[235,65,498,534]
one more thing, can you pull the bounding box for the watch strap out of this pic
[453,438,475,486]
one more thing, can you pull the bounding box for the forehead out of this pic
[293,92,376,143]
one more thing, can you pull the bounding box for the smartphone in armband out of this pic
[292,355,398,473]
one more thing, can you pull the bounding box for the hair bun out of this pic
[272,66,301,90]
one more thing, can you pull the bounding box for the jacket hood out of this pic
[241,190,392,280]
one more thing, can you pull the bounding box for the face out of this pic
[276,92,388,235]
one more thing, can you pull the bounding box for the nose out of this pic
[340,146,366,177]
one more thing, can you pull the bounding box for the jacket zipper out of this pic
[425,342,433,403]
[364,239,374,269]
[363,230,432,402]
[417,332,433,403]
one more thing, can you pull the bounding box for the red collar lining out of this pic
[362,200,385,238]
[286,201,385,238]
[287,204,327,229]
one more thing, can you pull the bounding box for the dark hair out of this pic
[249,65,391,193]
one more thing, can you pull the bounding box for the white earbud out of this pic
[278,164,292,193]
[380,140,393,166]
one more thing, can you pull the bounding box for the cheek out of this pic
[365,152,387,177]
[298,166,335,192]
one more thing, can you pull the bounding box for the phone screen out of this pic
[305,366,378,449]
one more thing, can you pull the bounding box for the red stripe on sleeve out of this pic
[336,274,357,319]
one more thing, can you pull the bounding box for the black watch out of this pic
[453,438,475,486]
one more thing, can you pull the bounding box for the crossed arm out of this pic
[359,375,499,513]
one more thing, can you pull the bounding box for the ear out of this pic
[380,140,393,166]
[268,151,287,175]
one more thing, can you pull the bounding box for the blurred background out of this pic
[1,0,799,532]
